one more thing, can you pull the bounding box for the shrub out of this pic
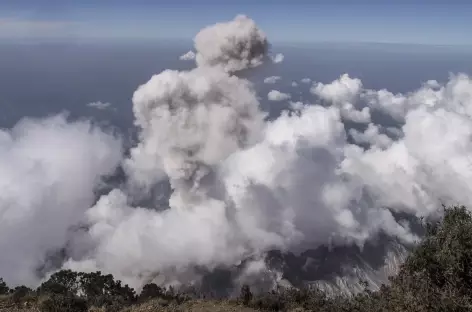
[40,294,88,312]
[38,269,80,295]
[10,285,33,303]
[0,277,9,295]
[239,284,253,306]
[139,283,165,302]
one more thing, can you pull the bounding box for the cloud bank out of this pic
[70,67,472,290]
[74,67,472,290]
[0,115,122,286]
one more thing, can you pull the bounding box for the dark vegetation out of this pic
[1,205,472,311]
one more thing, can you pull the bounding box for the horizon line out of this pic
[1,36,472,50]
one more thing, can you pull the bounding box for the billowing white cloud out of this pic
[289,101,304,111]
[360,73,471,122]
[263,76,281,84]
[310,74,369,123]
[179,50,196,61]
[425,79,440,88]
[268,90,291,101]
[0,115,122,286]
[194,15,268,73]
[362,89,408,122]
[291,81,298,87]
[343,73,472,219]
[300,78,311,84]
[311,74,363,104]
[349,123,393,149]
[340,103,371,124]
[271,53,284,64]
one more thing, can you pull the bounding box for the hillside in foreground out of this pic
[2,205,472,312]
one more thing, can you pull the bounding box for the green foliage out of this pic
[0,277,9,295]
[239,284,253,306]
[10,285,33,303]
[139,283,165,302]
[38,269,80,295]
[381,205,472,311]
[36,270,136,310]
[40,294,88,312]
[77,271,136,306]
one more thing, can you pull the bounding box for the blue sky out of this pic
[1,0,471,45]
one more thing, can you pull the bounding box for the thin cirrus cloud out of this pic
[87,101,112,110]
[0,17,77,38]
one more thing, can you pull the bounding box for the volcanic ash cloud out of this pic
[194,15,269,73]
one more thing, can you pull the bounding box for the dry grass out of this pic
[0,296,260,312]
[124,299,259,312]
[0,297,40,312]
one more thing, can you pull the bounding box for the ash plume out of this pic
[194,15,269,73]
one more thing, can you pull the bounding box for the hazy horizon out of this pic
[1,39,471,130]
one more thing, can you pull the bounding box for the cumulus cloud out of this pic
[311,74,369,123]
[349,123,393,149]
[223,104,417,251]
[312,73,362,104]
[425,79,440,88]
[263,76,281,84]
[340,103,371,124]
[87,101,112,110]
[339,74,472,220]
[300,78,311,84]
[291,81,298,87]
[313,73,471,125]
[179,50,196,61]
[289,101,304,111]
[0,115,122,286]
[271,53,284,64]
[194,15,268,73]
[268,90,291,101]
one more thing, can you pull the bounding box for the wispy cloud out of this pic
[87,101,112,110]
[0,17,77,38]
